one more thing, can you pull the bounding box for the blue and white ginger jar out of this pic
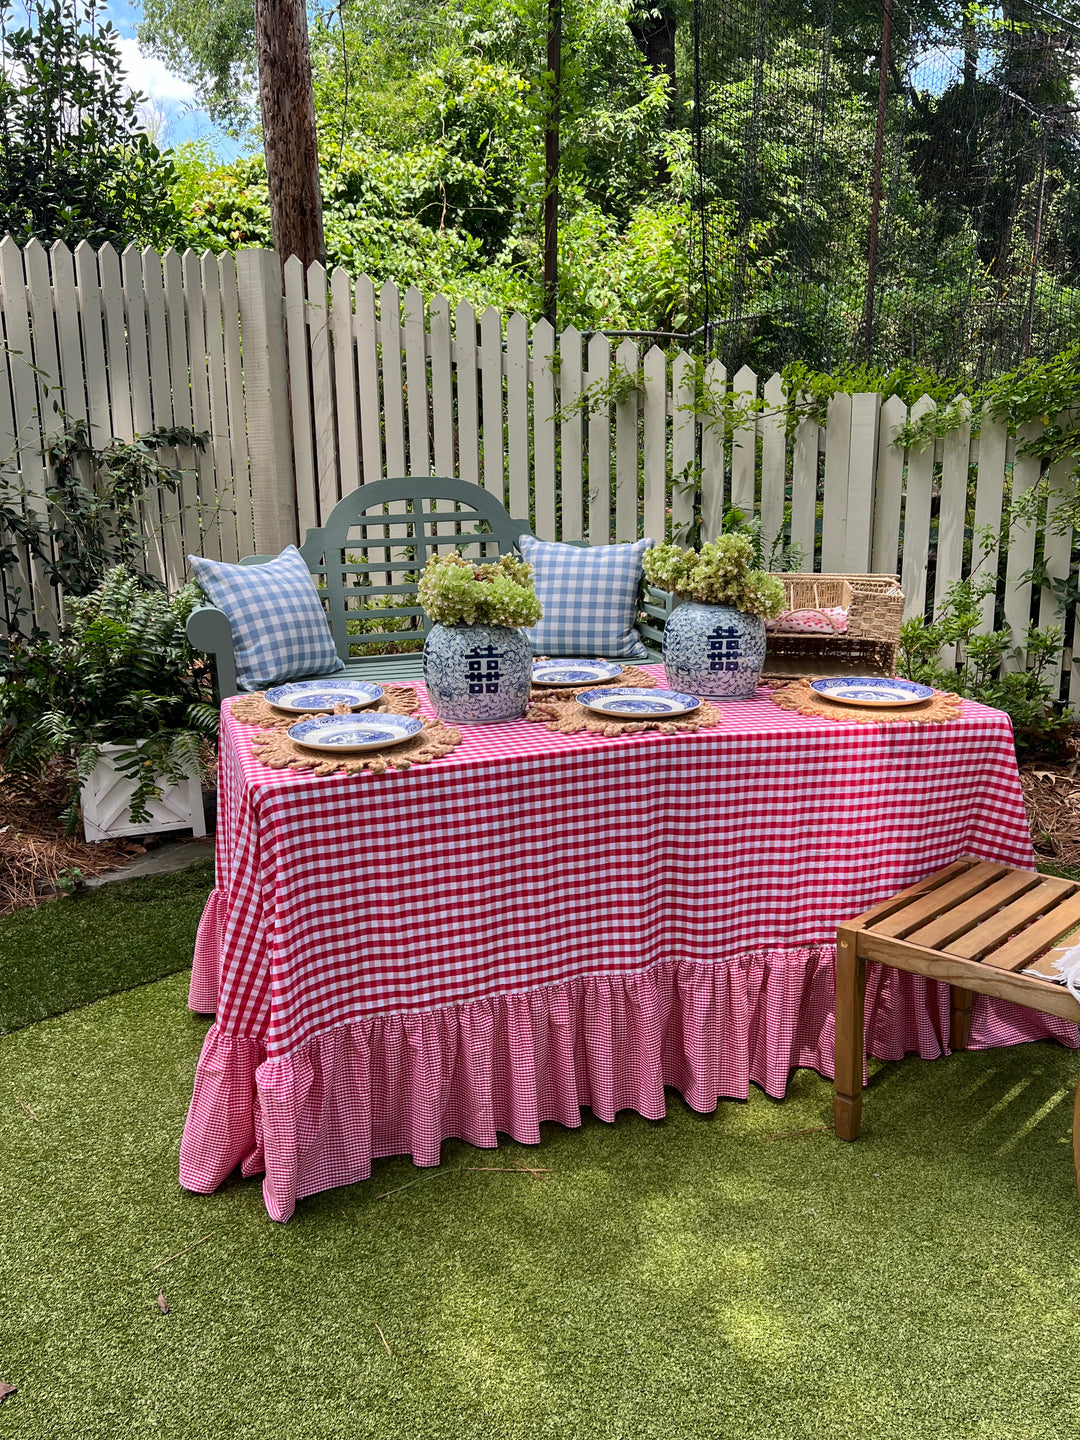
[662,600,767,700]
[423,622,532,724]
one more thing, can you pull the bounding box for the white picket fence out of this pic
[0,239,1077,700]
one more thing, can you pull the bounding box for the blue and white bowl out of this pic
[266,679,384,713]
[532,659,624,687]
[287,714,424,752]
[809,676,935,708]
[662,601,767,700]
[577,687,701,719]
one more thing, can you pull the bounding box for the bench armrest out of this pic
[187,604,239,699]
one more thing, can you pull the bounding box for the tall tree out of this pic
[253,0,324,267]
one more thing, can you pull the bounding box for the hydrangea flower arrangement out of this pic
[418,552,543,628]
[642,534,786,619]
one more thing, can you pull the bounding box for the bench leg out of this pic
[949,985,973,1051]
[834,925,865,1141]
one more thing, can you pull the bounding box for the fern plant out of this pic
[0,568,217,832]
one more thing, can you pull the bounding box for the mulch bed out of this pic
[1020,758,1080,868]
[0,765,143,915]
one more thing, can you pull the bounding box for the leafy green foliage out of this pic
[0,569,216,831]
[897,559,1075,762]
[0,0,180,249]
[642,534,786,617]
[0,405,208,636]
[417,553,543,628]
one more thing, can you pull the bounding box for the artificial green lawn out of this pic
[3,863,1080,1437]
[0,859,214,1034]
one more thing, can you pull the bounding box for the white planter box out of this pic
[80,743,207,843]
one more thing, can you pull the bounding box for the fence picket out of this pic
[699,358,726,541]
[480,306,504,503]
[789,403,817,565]
[50,242,85,424]
[506,312,529,522]
[871,394,906,575]
[283,257,317,538]
[730,364,757,517]
[614,338,639,541]
[586,333,611,544]
[933,396,972,667]
[430,294,455,478]
[454,301,480,490]
[558,325,584,541]
[821,392,852,571]
[844,392,879,570]
[972,412,1009,631]
[219,255,254,558]
[403,285,429,478]
[307,264,337,521]
[759,372,785,550]
[331,266,360,496]
[99,243,133,443]
[142,248,186,586]
[354,274,383,488]
[379,280,406,480]
[182,249,220,561]
[75,241,110,449]
[532,318,557,540]
[670,350,695,546]
[1003,424,1043,671]
[198,251,239,563]
[642,345,666,544]
[1038,457,1074,636]
[162,248,201,561]
[122,247,165,578]
[900,395,937,621]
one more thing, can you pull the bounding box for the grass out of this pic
[0,859,214,1035]
[2,861,1080,1436]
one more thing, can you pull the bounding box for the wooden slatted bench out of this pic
[187,475,672,697]
[833,858,1080,1197]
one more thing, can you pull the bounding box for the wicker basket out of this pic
[763,573,905,680]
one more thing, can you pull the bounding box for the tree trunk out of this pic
[253,0,324,270]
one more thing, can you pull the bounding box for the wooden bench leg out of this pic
[834,925,865,1141]
[949,985,973,1051]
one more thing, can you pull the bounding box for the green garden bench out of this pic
[187,475,670,697]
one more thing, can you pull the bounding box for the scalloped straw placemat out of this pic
[529,662,658,702]
[769,678,963,724]
[250,718,462,775]
[525,693,724,737]
[230,685,420,730]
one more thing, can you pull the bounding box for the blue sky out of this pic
[104,0,248,159]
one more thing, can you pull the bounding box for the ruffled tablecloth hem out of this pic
[179,944,1078,1222]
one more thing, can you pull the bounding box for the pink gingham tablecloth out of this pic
[179,671,1075,1219]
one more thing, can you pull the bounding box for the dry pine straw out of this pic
[1021,759,1080,866]
[0,768,126,915]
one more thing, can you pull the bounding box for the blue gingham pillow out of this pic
[518,535,654,661]
[188,545,344,691]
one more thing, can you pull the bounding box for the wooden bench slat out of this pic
[944,876,1076,959]
[846,860,976,931]
[981,890,1080,971]
[869,861,1009,938]
[906,868,1041,949]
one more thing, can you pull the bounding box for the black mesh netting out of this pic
[691,0,1080,379]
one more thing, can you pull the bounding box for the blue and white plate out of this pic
[532,659,624,687]
[577,687,701,719]
[809,676,935,708]
[266,679,384,713]
[287,714,424,753]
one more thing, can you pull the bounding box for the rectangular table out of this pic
[180,670,1076,1219]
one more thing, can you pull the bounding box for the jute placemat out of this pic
[230,685,420,730]
[529,663,658,702]
[525,693,724,737]
[769,678,963,724]
[250,717,462,775]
